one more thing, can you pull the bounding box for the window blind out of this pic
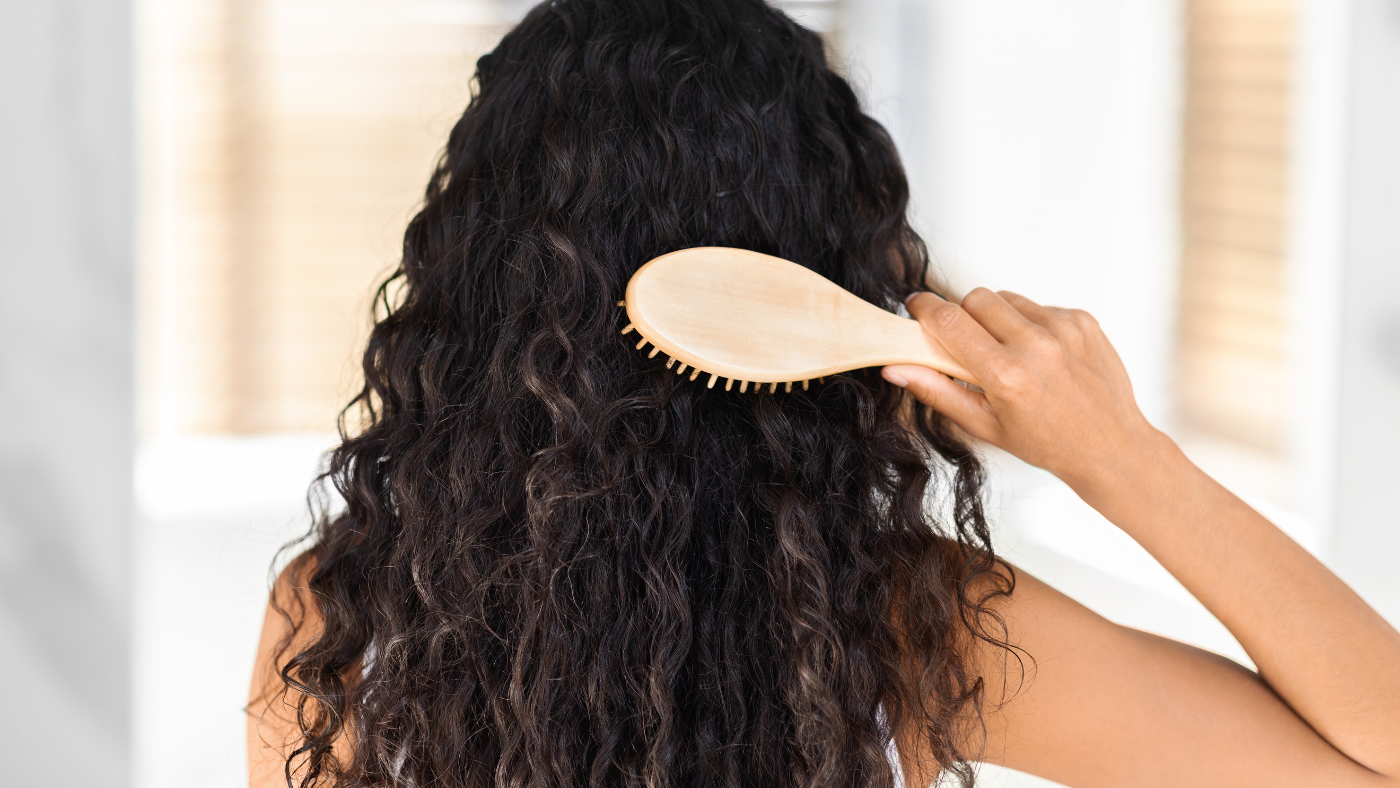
[140,0,509,434]
[1177,0,1295,452]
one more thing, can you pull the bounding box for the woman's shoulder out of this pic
[246,553,355,788]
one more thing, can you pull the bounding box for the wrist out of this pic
[1056,425,1187,509]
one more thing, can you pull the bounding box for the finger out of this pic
[997,290,1057,328]
[905,292,1007,384]
[959,288,1038,343]
[883,365,997,440]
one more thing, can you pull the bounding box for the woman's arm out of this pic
[885,289,1400,787]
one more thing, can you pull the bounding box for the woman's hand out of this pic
[887,289,1400,787]
[883,288,1167,489]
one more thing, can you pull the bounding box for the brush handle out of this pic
[847,307,977,385]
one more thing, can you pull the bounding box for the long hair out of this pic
[268,1,1014,786]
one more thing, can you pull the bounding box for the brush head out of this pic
[619,247,974,390]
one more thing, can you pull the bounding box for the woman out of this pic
[246,1,1400,786]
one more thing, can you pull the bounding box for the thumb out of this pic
[883,365,996,438]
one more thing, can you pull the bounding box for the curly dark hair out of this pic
[266,1,1015,786]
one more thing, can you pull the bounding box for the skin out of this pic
[884,288,1400,787]
[248,287,1400,788]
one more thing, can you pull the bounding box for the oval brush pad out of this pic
[619,247,975,393]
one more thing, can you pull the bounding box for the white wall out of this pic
[0,1,134,784]
[133,435,332,788]
[1331,0,1400,624]
[843,0,1182,426]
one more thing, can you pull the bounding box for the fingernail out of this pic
[883,369,909,387]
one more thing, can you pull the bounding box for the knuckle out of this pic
[985,357,1025,390]
[1031,329,1061,353]
[962,287,995,309]
[1047,308,1081,336]
[1026,332,1068,367]
[933,303,963,331]
[998,365,1032,392]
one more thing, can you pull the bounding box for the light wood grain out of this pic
[622,247,975,390]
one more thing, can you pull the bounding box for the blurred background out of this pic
[1,0,1396,785]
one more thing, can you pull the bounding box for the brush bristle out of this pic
[621,313,825,394]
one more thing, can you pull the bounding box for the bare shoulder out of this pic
[246,554,350,788]
[943,565,1386,788]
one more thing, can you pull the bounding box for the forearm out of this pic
[1067,430,1400,777]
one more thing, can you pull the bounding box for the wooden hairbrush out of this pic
[619,247,976,393]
